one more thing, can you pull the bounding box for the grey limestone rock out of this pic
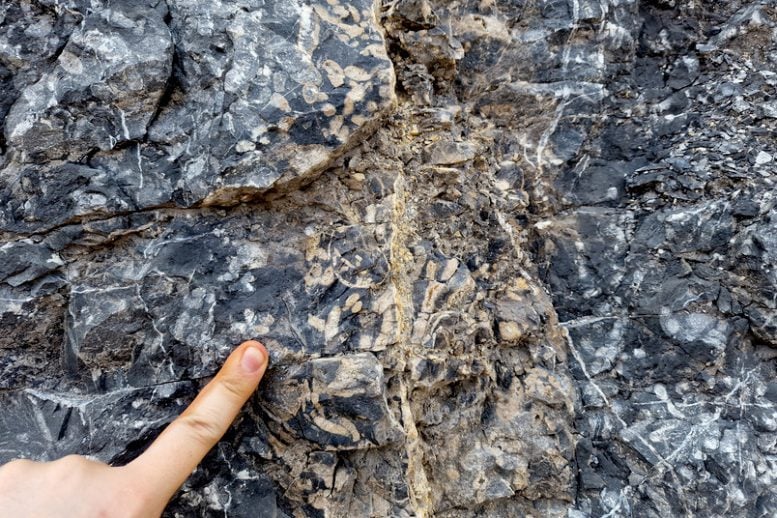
[1,0,777,517]
[5,0,172,159]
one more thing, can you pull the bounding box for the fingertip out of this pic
[240,339,268,358]
[239,343,267,374]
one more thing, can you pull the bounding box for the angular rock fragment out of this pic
[148,0,396,204]
[5,0,173,159]
[0,0,396,235]
[262,353,403,450]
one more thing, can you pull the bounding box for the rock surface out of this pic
[1,0,776,516]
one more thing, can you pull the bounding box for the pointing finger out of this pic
[124,340,269,505]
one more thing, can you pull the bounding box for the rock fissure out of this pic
[386,143,434,517]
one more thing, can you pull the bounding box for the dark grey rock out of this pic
[5,0,172,160]
[2,0,777,517]
[2,0,396,226]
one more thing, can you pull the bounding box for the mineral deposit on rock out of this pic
[1,0,776,517]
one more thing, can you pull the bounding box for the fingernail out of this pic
[240,346,266,374]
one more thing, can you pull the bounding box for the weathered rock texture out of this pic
[1,0,776,516]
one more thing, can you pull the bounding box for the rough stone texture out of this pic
[1,0,776,517]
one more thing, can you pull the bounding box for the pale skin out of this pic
[0,340,270,518]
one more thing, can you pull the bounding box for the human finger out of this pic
[124,340,268,505]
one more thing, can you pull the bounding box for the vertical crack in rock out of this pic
[386,143,433,516]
